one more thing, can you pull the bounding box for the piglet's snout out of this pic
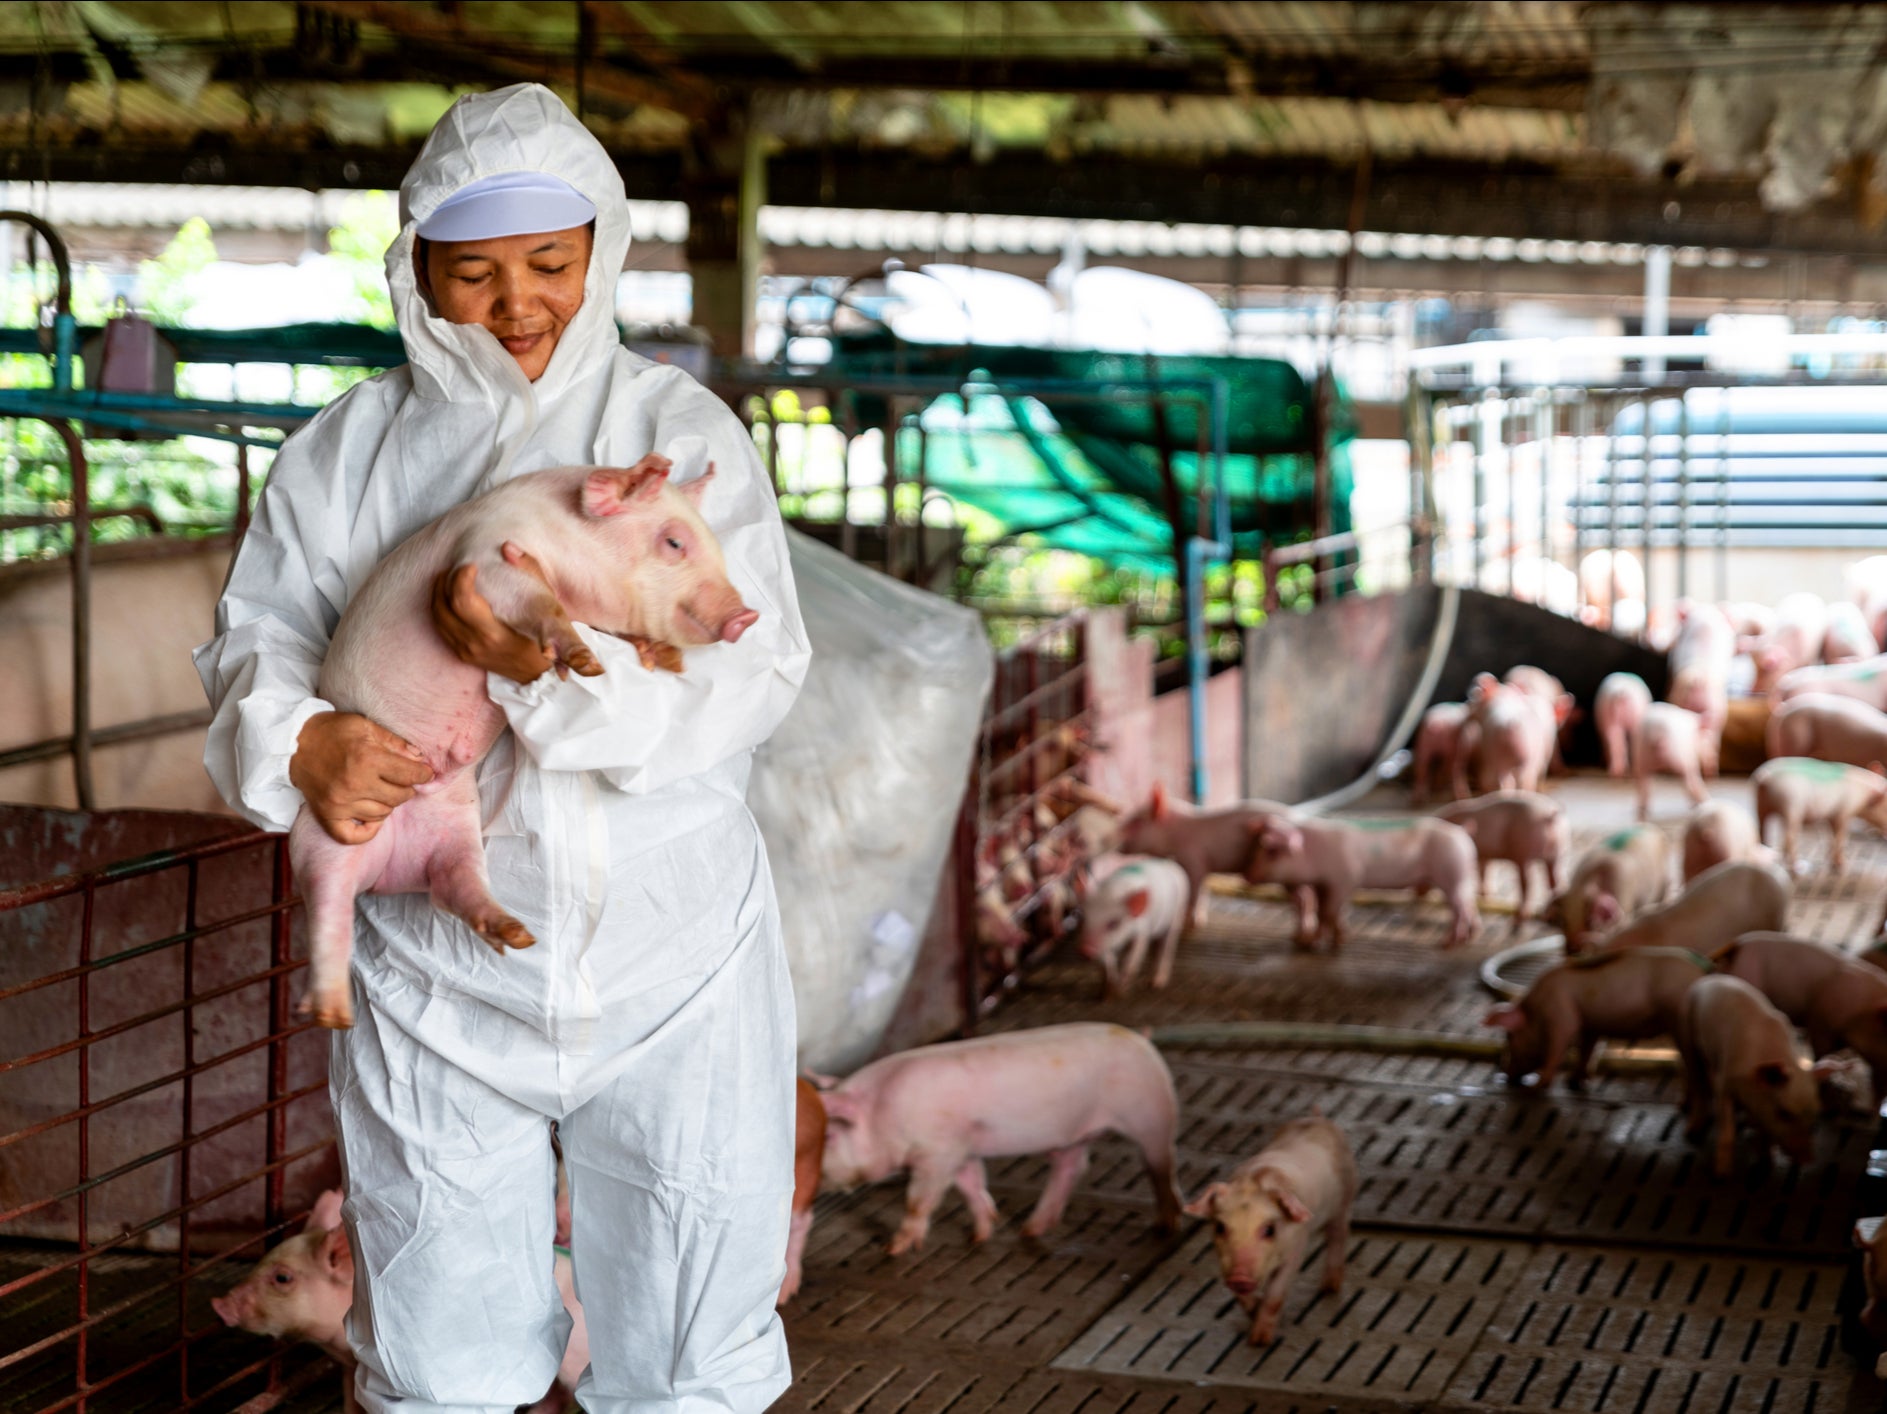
[722,608,759,643]
[210,1292,245,1327]
[1225,1273,1257,1295]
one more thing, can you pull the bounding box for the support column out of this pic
[1642,244,1671,383]
[682,102,765,361]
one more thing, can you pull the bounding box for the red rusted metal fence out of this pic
[963,611,1092,1022]
[0,817,337,1414]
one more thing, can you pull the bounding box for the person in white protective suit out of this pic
[193,84,811,1413]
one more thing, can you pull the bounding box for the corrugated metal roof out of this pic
[1193,0,1589,63]
[15,179,1752,275]
[0,1,1874,243]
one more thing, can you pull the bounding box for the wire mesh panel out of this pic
[0,816,337,1414]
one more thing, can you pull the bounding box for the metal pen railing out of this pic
[963,610,1090,1023]
[1410,332,1887,634]
[0,827,336,1413]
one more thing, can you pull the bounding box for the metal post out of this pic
[178,859,198,1399]
[836,390,857,563]
[953,774,980,1035]
[235,443,253,542]
[914,422,930,587]
[1643,245,1672,383]
[1605,395,1623,630]
[881,406,899,580]
[764,394,782,499]
[1406,386,1431,584]
[1571,395,1587,583]
[1676,392,1690,603]
[1472,393,1489,595]
[1716,396,1731,603]
[1639,394,1655,631]
[76,881,93,1407]
[1537,391,1552,580]
[41,418,95,810]
[265,839,293,1236]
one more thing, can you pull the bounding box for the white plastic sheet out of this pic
[750,530,992,1072]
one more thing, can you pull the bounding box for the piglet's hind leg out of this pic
[1020,1144,1089,1238]
[417,780,534,951]
[1321,1215,1350,1293]
[289,810,391,1030]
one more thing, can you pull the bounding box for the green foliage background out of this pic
[1,198,1278,649]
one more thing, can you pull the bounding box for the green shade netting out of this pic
[829,334,1354,569]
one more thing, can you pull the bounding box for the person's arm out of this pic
[194,406,432,836]
[480,419,810,794]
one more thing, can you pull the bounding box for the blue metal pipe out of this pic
[0,393,294,448]
[1186,375,1233,803]
[52,313,75,393]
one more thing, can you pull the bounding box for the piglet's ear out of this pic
[582,462,671,517]
[304,1188,345,1235]
[819,1090,862,1127]
[676,464,717,504]
[320,1224,352,1277]
[1274,1190,1312,1224]
[1181,1182,1224,1219]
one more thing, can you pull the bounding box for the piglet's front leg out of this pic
[619,634,685,673]
[1248,1265,1291,1345]
[471,548,603,680]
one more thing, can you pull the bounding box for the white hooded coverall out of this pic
[193,84,810,1413]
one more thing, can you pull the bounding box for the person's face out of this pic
[418,225,593,382]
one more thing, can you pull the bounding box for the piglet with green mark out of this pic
[1752,756,1887,874]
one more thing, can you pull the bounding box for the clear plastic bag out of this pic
[749,531,992,1072]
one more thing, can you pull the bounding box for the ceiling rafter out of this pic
[295,0,713,121]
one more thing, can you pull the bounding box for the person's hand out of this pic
[430,560,556,684]
[290,712,435,845]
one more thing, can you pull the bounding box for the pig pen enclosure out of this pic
[780,775,1887,1414]
[9,770,1887,1412]
[0,602,1096,1414]
[9,345,1887,1414]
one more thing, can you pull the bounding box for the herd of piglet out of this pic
[222,567,1887,1402]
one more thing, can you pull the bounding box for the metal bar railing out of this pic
[0,825,336,1412]
[967,611,1090,1025]
[0,709,213,773]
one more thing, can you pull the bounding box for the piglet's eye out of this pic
[1213,1220,1226,1236]
[272,1269,294,1286]
[1262,1222,1277,1239]
[665,535,683,551]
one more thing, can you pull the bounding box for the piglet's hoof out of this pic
[470,913,536,952]
[623,635,685,674]
[298,989,355,1030]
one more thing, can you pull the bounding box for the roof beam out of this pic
[294,1,713,120]
[640,52,1589,108]
[763,150,1887,260]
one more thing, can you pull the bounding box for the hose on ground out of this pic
[1147,1019,1679,1074]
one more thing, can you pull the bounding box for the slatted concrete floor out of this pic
[12,775,1887,1413]
[776,775,1887,1414]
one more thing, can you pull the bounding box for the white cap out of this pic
[415,171,598,242]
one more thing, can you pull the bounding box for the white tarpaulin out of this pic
[751,530,992,1072]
